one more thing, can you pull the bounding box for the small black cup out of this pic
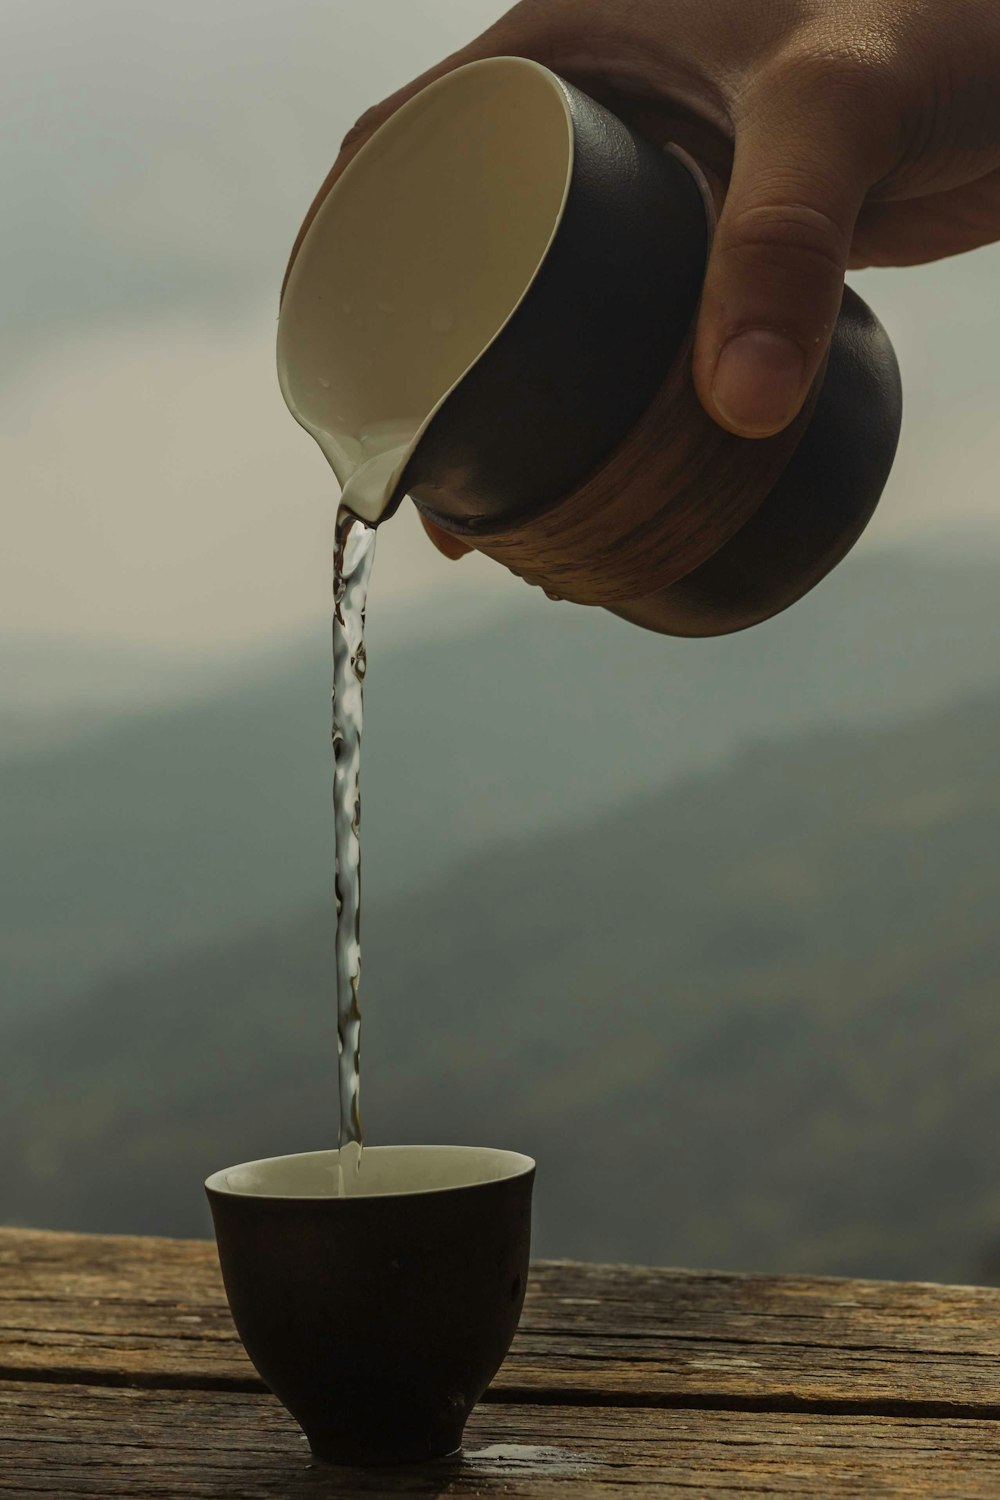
[205,1145,535,1465]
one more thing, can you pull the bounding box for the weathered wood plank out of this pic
[4,1230,1000,1414]
[3,1381,1000,1498]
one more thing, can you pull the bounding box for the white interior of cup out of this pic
[206,1145,535,1200]
[276,55,574,523]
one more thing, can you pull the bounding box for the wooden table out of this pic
[3,1229,1000,1496]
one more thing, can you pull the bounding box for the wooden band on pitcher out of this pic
[427,147,821,608]
[431,328,822,607]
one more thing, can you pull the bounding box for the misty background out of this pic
[5,0,1000,1284]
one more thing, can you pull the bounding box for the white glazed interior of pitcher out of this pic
[276,56,574,523]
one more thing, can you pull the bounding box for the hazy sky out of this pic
[4,0,1000,655]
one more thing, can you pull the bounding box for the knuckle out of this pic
[722,200,849,279]
[745,39,901,181]
[777,28,898,103]
[797,47,882,102]
[752,31,903,151]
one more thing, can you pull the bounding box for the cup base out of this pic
[308,1432,464,1467]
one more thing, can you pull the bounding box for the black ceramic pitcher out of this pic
[277,55,902,637]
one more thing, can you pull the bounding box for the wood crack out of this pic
[485,1384,1000,1422]
[6,1363,1000,1423]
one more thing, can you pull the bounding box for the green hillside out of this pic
[5,684,1000,1286]
[5,549,1000,1021]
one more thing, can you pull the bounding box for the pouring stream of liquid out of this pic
[332,507,376,1192]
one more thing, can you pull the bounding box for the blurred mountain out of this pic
[0,636,233,756]
[4,548,1000,1022]
[4,681,1000,1286]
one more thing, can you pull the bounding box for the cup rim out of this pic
[205,1144,536,1202]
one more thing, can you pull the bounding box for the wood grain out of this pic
[4,1382,1000,1498]
[6,1229,1000,1497]
[5,1232,1000,1416]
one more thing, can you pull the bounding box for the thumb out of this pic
[693,65,892,437]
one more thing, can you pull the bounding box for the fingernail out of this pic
[711,330,807,436]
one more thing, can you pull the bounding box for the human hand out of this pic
[301,0,1000,557]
